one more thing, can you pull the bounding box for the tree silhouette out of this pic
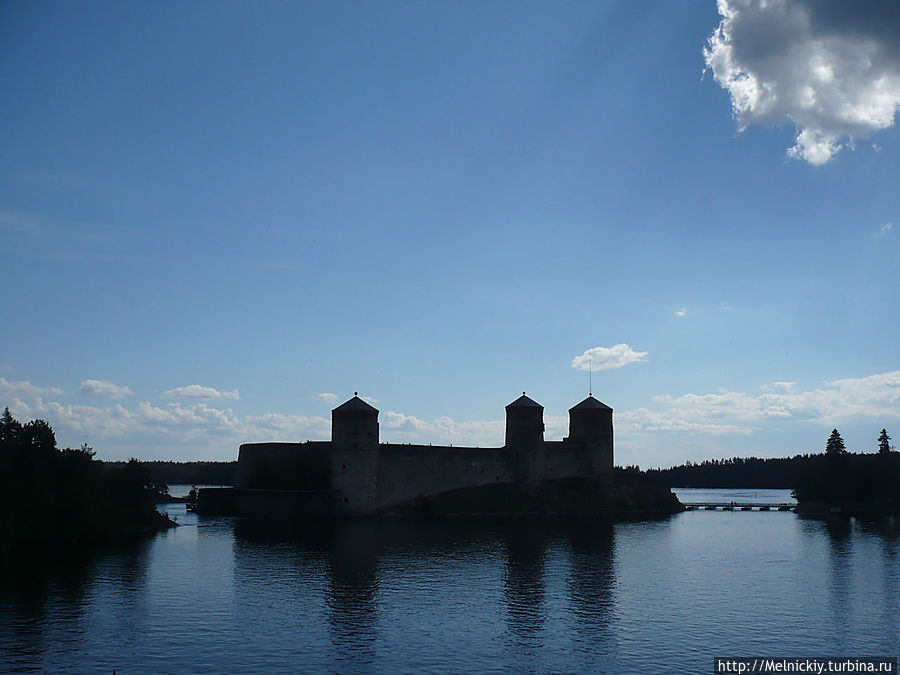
[878,428,892,454]
[1,408,172,554]
[825,428,846,455]
[0,406,22,444]
[23,419,56,452]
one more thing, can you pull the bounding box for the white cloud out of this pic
[763,381,798,394]
[3,378,327,457]
[381,411,506,447]
[164,384,239,400]
[6,368,899,461]
[705,0,900,164]
[675,308,687,317]
[243,412,330,441]
[362,396,379,405]
[383,410,433,433]
[315,392,339,404]
[0,377,62,397]
[136,401,240,429]
[721,302,733,311]
[624,370,900,436]
[8,396,137,437]
[618,408,750,436]
[571,344,648,372]
[877,222,894,237]
[79,379,133,399]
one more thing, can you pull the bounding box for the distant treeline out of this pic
[649,427,896,494]
[646,456,813,488]
[101,460,237,487]
[792,452,900,507]
[646,434,900,513]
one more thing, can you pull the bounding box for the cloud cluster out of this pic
[315,392,339,404]
[705,0,900,164]
[164,385,239,401]
[382,410,506,446]
[623,370,900,435]
[79,379,133,399]
[4,369,899,460]
[572,344,648,372]
[0,377,62,397]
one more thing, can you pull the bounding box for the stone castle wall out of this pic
[236,441,331,490]
[376,445,515,510]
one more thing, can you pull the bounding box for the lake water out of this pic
[2,489,897,673]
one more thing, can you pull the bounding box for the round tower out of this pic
[331,394,379,515]
[567,395,613,483]
[505,393,545,484]
[505,393,544,449]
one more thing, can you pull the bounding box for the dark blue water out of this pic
[2,491,898,673]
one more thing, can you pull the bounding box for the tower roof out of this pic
[569,395,612,411]
[506,393,543,409]
[333,394,378,413]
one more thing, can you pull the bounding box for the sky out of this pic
[1,0,899,467]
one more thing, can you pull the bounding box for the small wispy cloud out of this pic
[675,308,687,317]
[876,222,894,238]
[0,377,62,397]
[315,392,339,404]
[164,385,240,401]
[572,344,648,372]
[720,302,733,311]
[763,381,798,394]
[362,396,379,405]
[0,211,44,235]
[79,379,133,399]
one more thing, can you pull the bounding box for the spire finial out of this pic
[354,391,358,396]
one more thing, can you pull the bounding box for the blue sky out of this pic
[2,0,899,466]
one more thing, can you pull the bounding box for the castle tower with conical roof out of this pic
[505,393,545,484]
[566,395,613,484]
[505,393,544,449]
[331,393,379,514]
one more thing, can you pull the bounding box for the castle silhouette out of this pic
[199,392,616,516]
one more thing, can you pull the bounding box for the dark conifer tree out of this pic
[23,419,56,451]
[0,406,22,444]
[825,428,846,455]
[878,428,892,454]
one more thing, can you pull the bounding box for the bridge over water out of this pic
[682,502,795,512]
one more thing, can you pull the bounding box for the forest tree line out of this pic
[101,460,237,487]
[647,427,899,512]
[0,408,173,557]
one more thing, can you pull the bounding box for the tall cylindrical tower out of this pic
[567,395,613,483]
[505,393,544,449]
[505,393,545,484]
[331,394,379,514]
